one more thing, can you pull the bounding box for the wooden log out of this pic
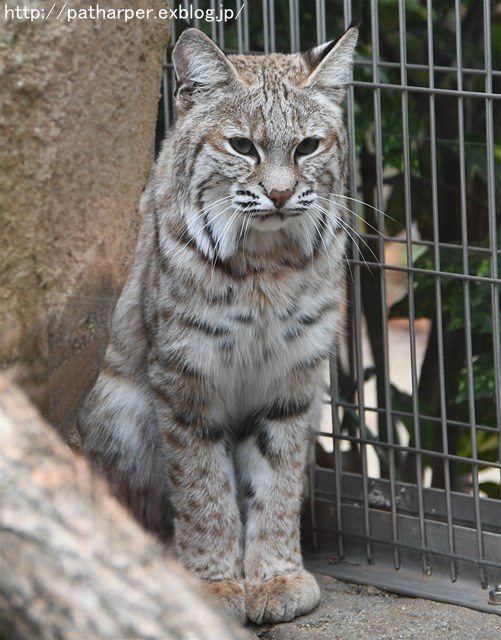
[0,375,251,640]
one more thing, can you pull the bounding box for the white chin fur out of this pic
[250,213,296,232]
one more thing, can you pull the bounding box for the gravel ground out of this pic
[247,573,501,640]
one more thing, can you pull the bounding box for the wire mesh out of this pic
[160,0,501,613]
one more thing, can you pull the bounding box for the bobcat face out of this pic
[223,121,339,232]
[198,123,339,233]
[162,27,356,259]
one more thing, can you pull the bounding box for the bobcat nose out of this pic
[268,189,293,209]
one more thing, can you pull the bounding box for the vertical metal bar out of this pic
[371,2,400,569]
[352,209,373,566]
[325,0,357,564]
[342,0,351,28]
[454,0,487,586]
[309,434,319,552]
[236,0,244,53]
[165,17,178,129]
[407,0,457,584]
[269,0,276,52]
[262,0,270,54]
[329,354,345,560]
[423,5,459,585]
[294,0,300,50]
[218,1,225,49]
[396,0,421,428]
[210,0,218,42]
[315,0,326,46]
[192,0,200,28]
[171,64,178,124]
[421,0,440,579]
[163,46,171,131]
[384,0,419,568]
[170,13,177,42]
[289,0,297,53]
[349,0,373,567]
[483,0,501,486]
[243,0,250,52]
[289,0,299,52]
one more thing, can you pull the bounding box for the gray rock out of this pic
[0,0,170,438]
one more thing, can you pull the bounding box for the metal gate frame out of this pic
[161,0,501,615]
[307,471,501,613]
[312,0,501,615]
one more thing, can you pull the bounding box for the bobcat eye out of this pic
[229,137,256,156]
[295,137,320,157]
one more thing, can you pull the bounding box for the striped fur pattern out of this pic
[78,26,358,625]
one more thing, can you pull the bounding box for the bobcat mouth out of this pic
[245,209,304,220]
[245,209,305,232]
[234,189,311,223]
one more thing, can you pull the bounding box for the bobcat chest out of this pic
[212,274,333,387]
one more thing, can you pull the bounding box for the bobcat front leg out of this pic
[150,377,245,622]
[237,400,321,624]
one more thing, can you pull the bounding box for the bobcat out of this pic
[79,25,358,625]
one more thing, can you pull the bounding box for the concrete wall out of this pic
[0,0,170,441]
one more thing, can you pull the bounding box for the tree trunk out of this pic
[0,375,250,640]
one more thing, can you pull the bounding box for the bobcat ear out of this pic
[173,28,238,110]
[303,24,359,103]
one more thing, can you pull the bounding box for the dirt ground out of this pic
[247,573,501,640]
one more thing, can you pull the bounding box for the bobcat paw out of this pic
[203,580,246,623]
[245,570,320,624]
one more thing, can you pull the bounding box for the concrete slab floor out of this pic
[248,573,501,640]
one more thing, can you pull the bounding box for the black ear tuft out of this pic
[303,25,359,104]
[176,18,191,34]
[348,15,363,32]
[304,20,361,71]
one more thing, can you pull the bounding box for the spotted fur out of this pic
[79,26,358,624]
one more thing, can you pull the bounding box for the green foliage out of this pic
[391,244,499,444]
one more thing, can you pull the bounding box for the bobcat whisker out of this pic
[190,201,237,258]
[310,201,379,260]
[237,208,254,249]
[312,205,360,280]
[320,213,354,283]
[304,211,333,281]
[210,206,242,276]
[318,193,396,224]
[309,202,380,275]
[165,195,236,257]
[241,211,253,258]
[299,213,316,274]
[215,207,242,257]
[317,196,390,240]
